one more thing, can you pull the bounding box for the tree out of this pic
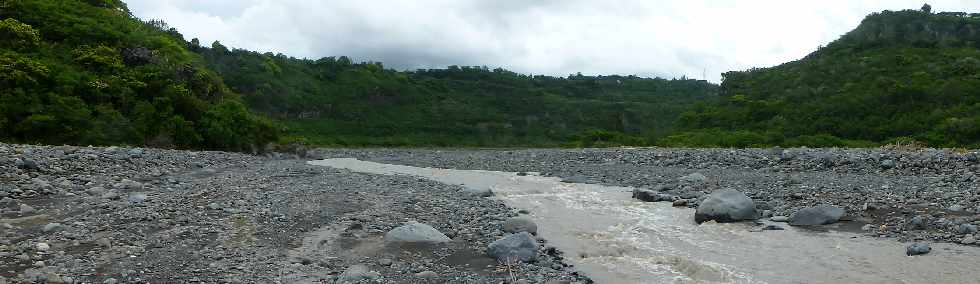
[0,18,41,50]
[921,3,932,13]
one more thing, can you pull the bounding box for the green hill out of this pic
[194,45,717,147]
[666,7,980,148]
[0,0,278,151]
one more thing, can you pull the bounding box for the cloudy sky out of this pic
[126,1,978,82]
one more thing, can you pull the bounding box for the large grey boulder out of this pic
[789,205,845,226]
[336,264,381,284]
[487,232,538,263]
[384,222,451,244]
[694,189,758,223]
[502,217,538,235]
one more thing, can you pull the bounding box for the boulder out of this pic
[694,189,758,223]
[336,264,381,284]
[502,217,538,235]
[957,224,978,235]
[789,205,845,226]
[906,243,931,256]
[487,232,538,262]
[384,222,451,244]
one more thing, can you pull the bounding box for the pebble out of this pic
[36,242,50,251]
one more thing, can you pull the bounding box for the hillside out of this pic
[195,47,717,147]
[0,0,278,151]
[666,7,980,148]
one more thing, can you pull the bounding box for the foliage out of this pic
[674,9,980,148]
[196,47,718,147]
[0,0,278,151]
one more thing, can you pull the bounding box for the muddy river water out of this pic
[310,158,980,284]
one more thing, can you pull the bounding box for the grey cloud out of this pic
[126,0,980,82]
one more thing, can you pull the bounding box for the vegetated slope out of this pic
[667,8,980,148]
[195,46,718,147]
[0,0,278,151]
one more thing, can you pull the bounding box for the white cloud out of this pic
[125,0,979,82]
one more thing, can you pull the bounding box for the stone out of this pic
[502,217,538,235]
[694,189,758,223]
[35,243,50,251]
[948,204,965,212]
[487,232,538,263]
[42,223,64,233]
[462,186,493,197]
[384,222,451,244]
[45,273,63,284]
[128,193,148,204]
[335,264,381,284]
[632,188,677,202]
[103,278,118,284]
[672,199,689,207]
[770,216,789,222]
[957,224,978,235]
[880,159,896,169]
[906,243,931,256]
[909,216,926,230]
[962,235,976,245]
[17,158,40,170]
[679,172,708,183]
[378,258,392,266]
[789,205,845,226]
[85,187,107,196]
[415,271,438,281]
[101,191,120,200]
[19,203,36,215]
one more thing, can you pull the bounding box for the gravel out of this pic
[0,143,588,283]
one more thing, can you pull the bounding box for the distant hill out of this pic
[195,46,717,147]
[0,0,278,151]
[666,7,980,148]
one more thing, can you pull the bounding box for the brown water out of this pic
[310,158,980,284]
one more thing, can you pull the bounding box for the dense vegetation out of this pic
[6,1,978,149]
[0,0,278,151]
[668,7,980,148]
[195,47,716,147]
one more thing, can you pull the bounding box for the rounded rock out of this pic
[487,232,538,263]
[906,243,931,256]
[384,222,451,244]
[694,189,758,223]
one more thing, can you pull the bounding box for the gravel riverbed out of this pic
[1,143,585,283]
[4,144,980,283]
